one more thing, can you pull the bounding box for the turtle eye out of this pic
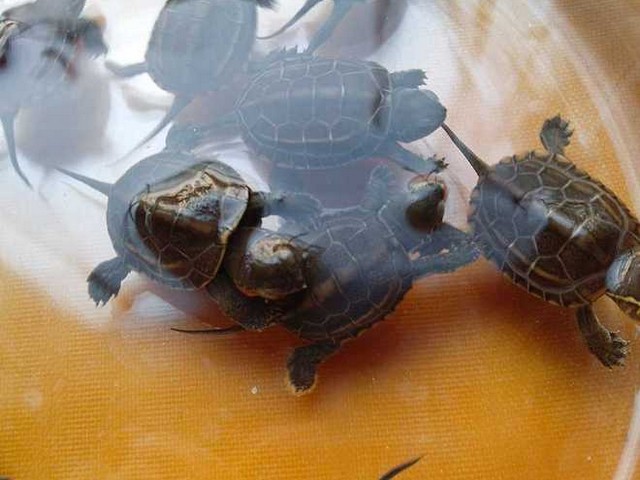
[606,249,640,320]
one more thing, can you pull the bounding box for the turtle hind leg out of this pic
[87,257,131,306]
[390,69,427,89]
[287,341,340,394]
[1,114,31,188]
[540,115,573,155]
[576,305,629,367]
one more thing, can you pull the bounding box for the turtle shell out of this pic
[107,151,250,289]
[145,0,257,95]
[471,150,640,307]
[237,55,393,169]
[281,206,415,342]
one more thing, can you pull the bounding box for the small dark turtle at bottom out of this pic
[259,0,366,54]
[169,51,447,190]
[58,151,320,306]
[442,116,640,367]
[185,165,478,393]
[0,10,106,187]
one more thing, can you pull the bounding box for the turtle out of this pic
[170,51,448,186]
[58,150,321,306]
[183,165,479,393]
[0,9,107,187]
[259,0,366,54]
[105,0,276,152]
[442,115,640,367]
[2,0,86,23]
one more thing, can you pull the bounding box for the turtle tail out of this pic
[1,114,32,188]
[441,123,489,176]
[57,167,111,196]
[257,0,323,40]
[125,95,193,156]
[379,456,423,480]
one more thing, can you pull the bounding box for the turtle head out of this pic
[606,248,640,320]
[390,88,446,142]
[225,229,318,301]
[404,175,446,232]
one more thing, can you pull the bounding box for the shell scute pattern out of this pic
[238,56,392,170]
[472,150,640,306]
[284,211,414,342]
[146,0,256,94]
[108,153,249,289]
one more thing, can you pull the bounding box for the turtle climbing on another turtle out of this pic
[106,0,275,153]
[259,0,366,54]
[442,115,640,367]
[171,51,447,186]
[184,165,479,393]
[0,1,107,187]
[58,150,321,307]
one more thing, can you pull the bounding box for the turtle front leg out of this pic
[411,223,480,277]
[540,115,573,155]
[379,142,447,175]
[205,272,286,331]
[251,191,322,229]
[87,257,132,306]
[576,305,629,367]
[287,341,340,394]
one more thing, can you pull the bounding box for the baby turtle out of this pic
[190,166,478,393]
[0,11,106,186]
[442,116,640,366]
[2,0,86,23]
[106,0,275,151]
[59,151,320,306]
[260,0,365,54]
[174,52,447,181]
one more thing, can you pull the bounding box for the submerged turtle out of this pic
[59,151,320,306]
[2,0,86,23]
[185,165,478,393]
[259,0,366,54]
[0,6,106,187]
[442,116,640,366]
[106,0,275,152]
[173,52,447,181]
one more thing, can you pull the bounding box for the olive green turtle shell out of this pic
[107,151,249,289]
[471,150,640,307]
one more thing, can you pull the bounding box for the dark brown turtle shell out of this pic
[281,206,416,342]
[107,151,250,289]
[145,0,258,95]
[471,150,640,307]
[236,55,392,169]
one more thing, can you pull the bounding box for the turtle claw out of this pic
[595,331,630,368]
[540,115,573,155]
[576,306,629,368]
[87,257,131,306]
[286,342,339,394]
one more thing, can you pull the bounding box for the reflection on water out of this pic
[0,0,639,479]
